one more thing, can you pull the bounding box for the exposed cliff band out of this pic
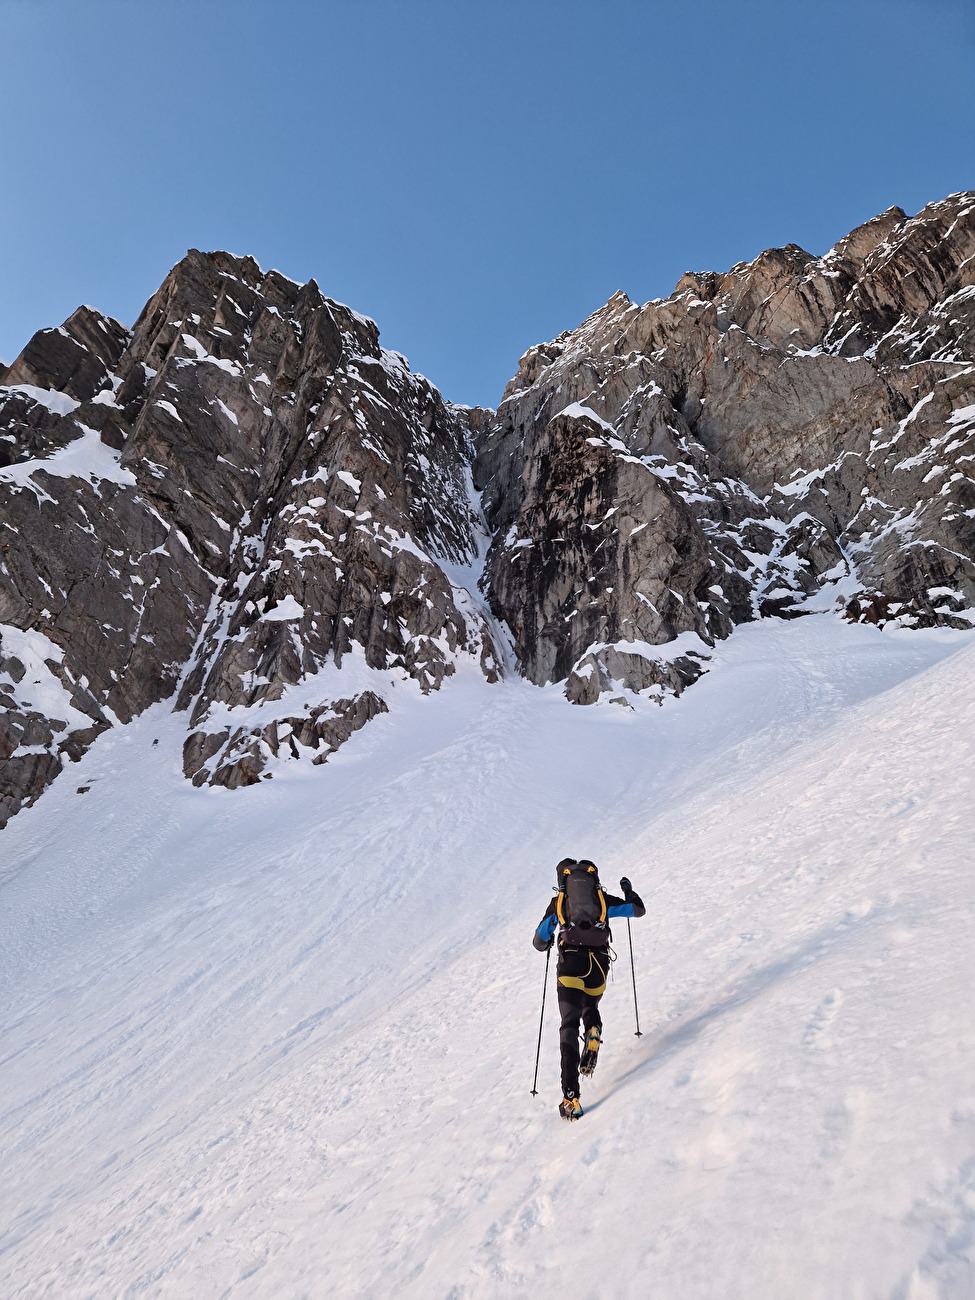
[1,193,973,824]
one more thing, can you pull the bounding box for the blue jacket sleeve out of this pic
[533,899,558,950]
[604,889,646,919]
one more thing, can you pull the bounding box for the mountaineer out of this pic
[533,858,645,1119]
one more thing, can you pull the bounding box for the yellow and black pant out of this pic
[557,944,609,1096]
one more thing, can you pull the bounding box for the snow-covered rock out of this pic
[1,193,974,823]
[475,191,975,687]
[0,251,500,818]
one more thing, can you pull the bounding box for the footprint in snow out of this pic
[802,988,844,1050]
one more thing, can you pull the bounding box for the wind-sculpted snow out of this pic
[1,194,974,823]
[1,617,974,1295]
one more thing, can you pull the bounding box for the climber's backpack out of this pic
[556,860,608,934]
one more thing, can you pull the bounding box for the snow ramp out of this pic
[1,614,974,1298]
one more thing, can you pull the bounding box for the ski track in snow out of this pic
[1,616,974,1298]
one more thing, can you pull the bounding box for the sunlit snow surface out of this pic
[2,615,974,1298]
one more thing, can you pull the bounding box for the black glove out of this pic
[619,876,633,898]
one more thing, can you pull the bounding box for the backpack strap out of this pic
[582,860,608,924]
[556,861,572,926]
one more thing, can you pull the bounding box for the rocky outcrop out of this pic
[2,193,974,827]
[0,251,501,824]
[119,252,499,783]
[475,191,975,684]
[485,404,751,701]
[0,306,129,404]
[183,690,389,789]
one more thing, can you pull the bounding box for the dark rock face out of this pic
[2,192,974,826]
[475,191,975,682]
[1,306,129,404]
[0,251,499,824]
[116,252,498,783]
[183,691,389,789]
[485,406,748,702]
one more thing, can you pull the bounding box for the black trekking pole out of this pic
[626,917,643,1037]
[530,944,552,1095]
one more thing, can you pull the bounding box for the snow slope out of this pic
[2,615,974,1298]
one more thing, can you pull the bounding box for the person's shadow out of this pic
[584,909,879,1113]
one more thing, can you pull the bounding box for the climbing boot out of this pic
[579,1026,602,1077]
[559,1093,583,1121]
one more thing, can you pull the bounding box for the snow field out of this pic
[1,615,974,1297]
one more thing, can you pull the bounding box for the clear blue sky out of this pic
[1,0,972,406]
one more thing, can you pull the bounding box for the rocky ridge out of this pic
[1,193,973,825]
[475,192,975,699]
